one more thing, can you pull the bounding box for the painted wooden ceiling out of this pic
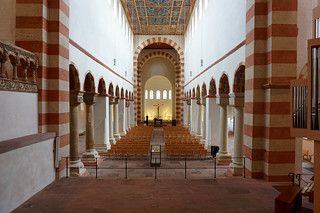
[120,0,196,35]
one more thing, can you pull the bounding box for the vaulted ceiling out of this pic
[120,0,196,35]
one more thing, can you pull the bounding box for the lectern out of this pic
[150,145,161,167]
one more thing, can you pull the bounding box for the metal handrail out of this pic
[64,156,249,180]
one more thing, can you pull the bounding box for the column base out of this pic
[69,160,86,176]
[120,131,126,136]
[109,137,116,145]
[82,149,99,160]
[230,162,244,176]
[205,142,211,150]
[196,134,203,139]
[94,144,110,156]
[114,133,121,140]
[200,138,206,144]
[217,152,231,165]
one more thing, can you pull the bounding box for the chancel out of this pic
[0,0,319,212]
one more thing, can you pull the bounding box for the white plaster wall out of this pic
[0,0,15,42]
[184,0,246,93]
[0,91,38,142]
[0,138,55,213]
[70,0,134,93]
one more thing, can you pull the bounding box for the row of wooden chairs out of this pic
[164,126,208,159]
[106,126,153,158]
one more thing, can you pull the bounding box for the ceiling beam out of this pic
[133,0,143,33]
[169,0,174,25]
[175,0,185,34]
[143,0,149,26]
[120,0,134,32]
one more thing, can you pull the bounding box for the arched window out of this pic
[156,90,161,99]
[168,90,172,100]
[149,90,154,99]
[163,90,167,99]
[145,90,148,99]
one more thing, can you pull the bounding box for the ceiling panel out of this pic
[120,0,196,35]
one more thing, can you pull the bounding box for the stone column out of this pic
[217,96,231,161]
[183,100,188,128]
[205,96,219,150]
[197,98,203,138]
[94,95,110,152]
[130,100,135,127]
[190,98,197,134]
[202,102,207,144]
[69,91,86,176]
[82,92,99,160]
[113,99,121,140]
[109,98,115,145]
[126,100,130,131]
[229,94,244,175]
[119,98,126,136]
[187,100,191,130]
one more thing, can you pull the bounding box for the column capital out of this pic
[83,92,96,105]
[125,100,130,107]
[70,91,84,106]
[109,97,119,105]
[204,95,217,99]
[229,93,244,107]
[216,96,229,106]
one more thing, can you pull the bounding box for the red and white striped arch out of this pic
[133,37,185,125]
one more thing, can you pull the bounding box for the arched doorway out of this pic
[133,37,184,125]
[143,75,173,122]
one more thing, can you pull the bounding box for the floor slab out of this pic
[14,178,279,213]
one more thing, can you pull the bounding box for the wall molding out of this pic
[184,40,246,88]
[0,133,56,154]
[69,39,134,86]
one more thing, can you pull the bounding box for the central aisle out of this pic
[151,127,165,145]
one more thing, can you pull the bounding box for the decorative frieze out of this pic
[0,78,37,93]
[0,41,38,93]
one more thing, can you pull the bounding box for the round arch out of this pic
[233,65,245,94]
[115,85,120,98]
[98,78,106,95]
[209,78,217,97]
[69,64,80,91]
[108,83,114,97]
[133,37,184,125]
[202,83,207,98]
[219,73,230,96]
[84,72,95,93]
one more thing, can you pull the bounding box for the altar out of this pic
[153,104,164,127]
[154,118,163,127]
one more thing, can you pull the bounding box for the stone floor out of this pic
[14,178,279,213]
[81,127,238,179]
[45,127,313,212]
